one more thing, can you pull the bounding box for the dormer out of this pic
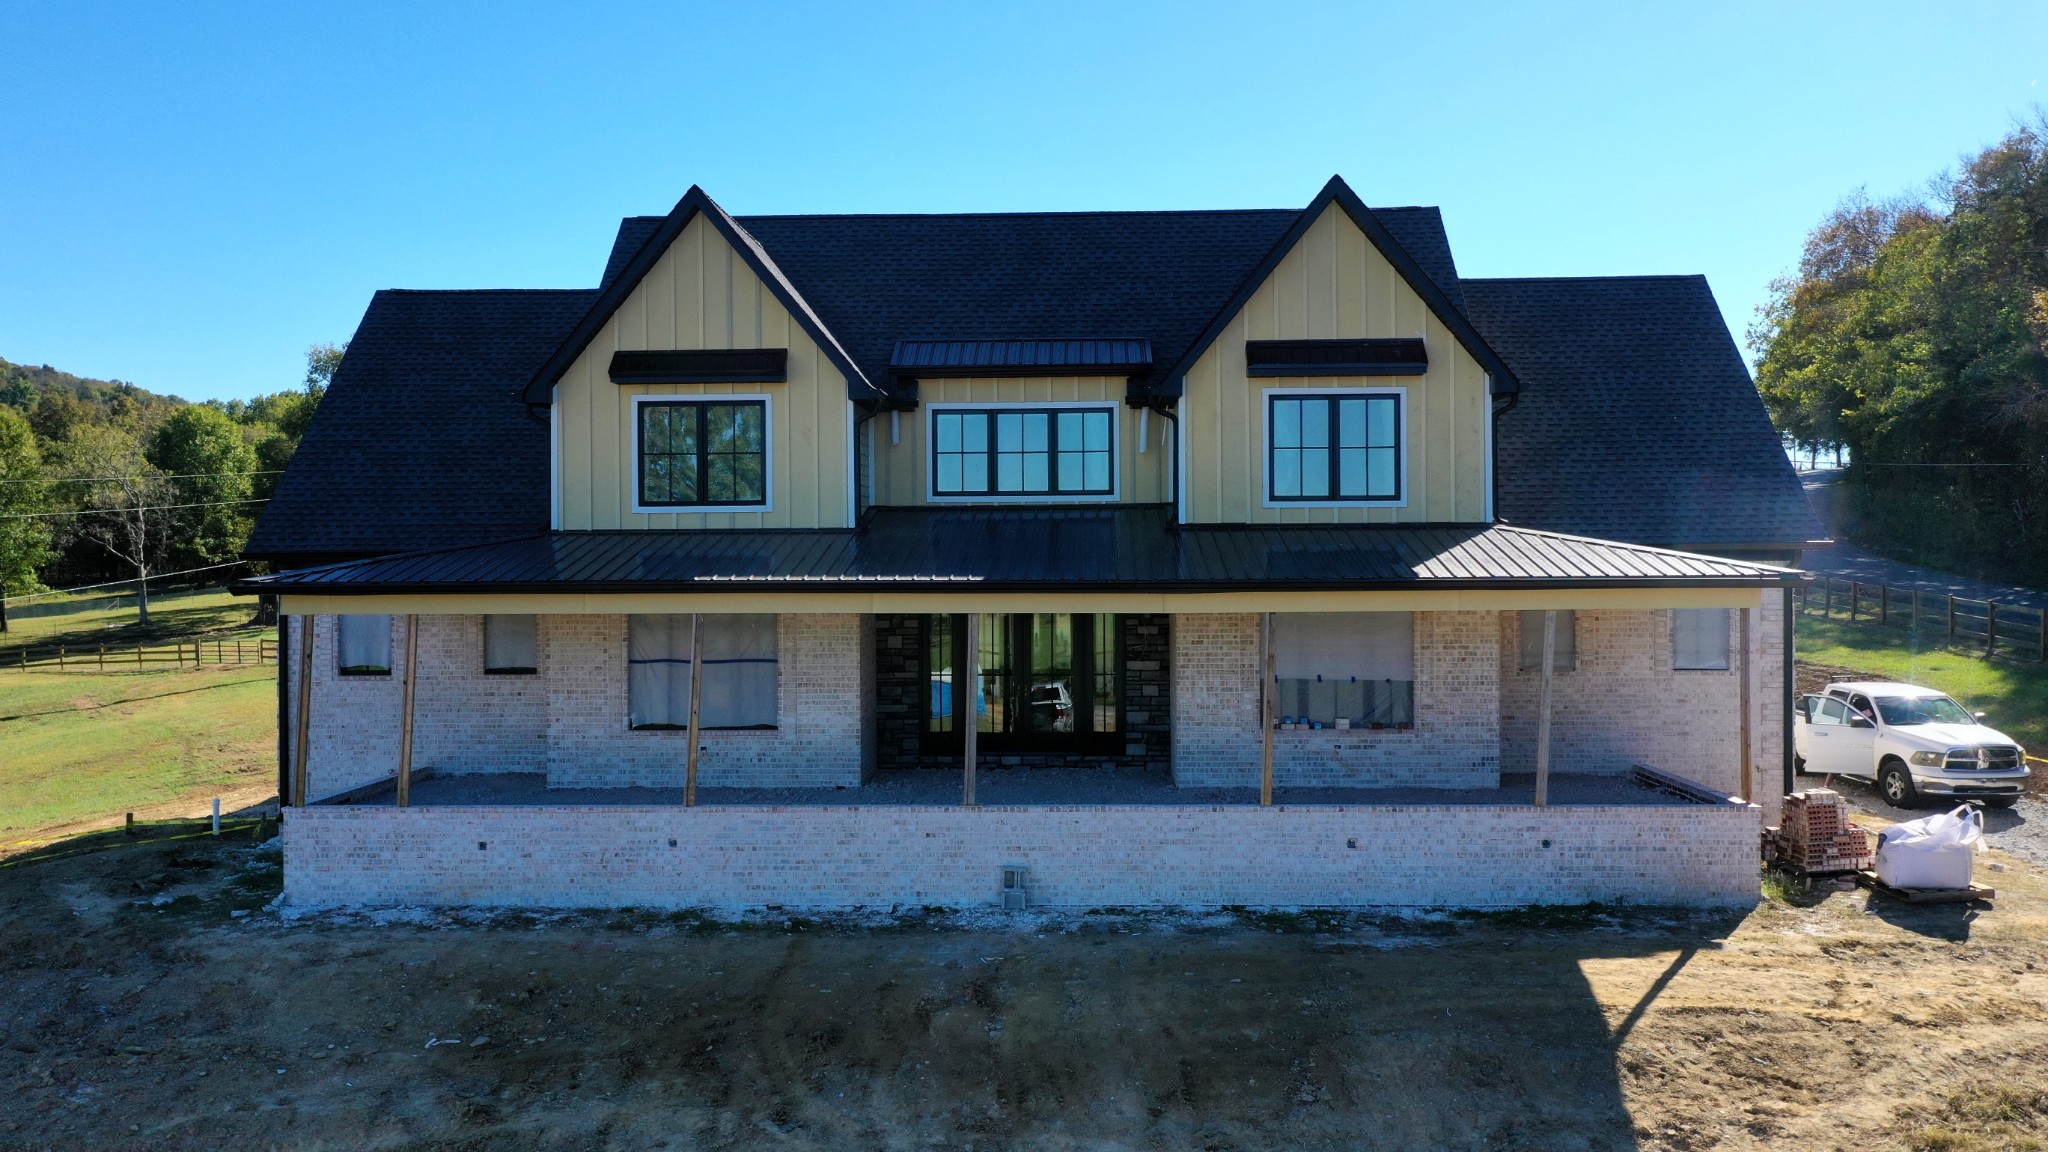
[1163,178,1518,525]
[523,187,875,531]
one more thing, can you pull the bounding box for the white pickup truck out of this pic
[1795,680,2029,808]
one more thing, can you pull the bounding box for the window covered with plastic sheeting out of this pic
[1271,612,1414,728]
[628,614,778,729]
[1672,608,1731,671]
[484,614,538,674]
[336,615,392,676]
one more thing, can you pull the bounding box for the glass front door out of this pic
[925,613,1120,753]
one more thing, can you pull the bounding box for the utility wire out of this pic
[0,496,271,521]
[0,468,286,485]
[2,559,254,604]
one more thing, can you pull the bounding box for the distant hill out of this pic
[0,356,188,414]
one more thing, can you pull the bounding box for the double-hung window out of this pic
[1267,392,1400,502]
[931,406,1115,498]
[637,398,768,509]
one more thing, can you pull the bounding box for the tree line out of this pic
[0,345,340,624]
[1752,122,2048,584]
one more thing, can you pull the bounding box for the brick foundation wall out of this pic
[871,614,1171,772]
[545,614,870,789]
[1172,613,1500,789]
[1498,594,1786,821]
[282,799,1761,910]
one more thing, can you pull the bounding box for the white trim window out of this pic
[1673,608,1731,671]
[632,394,772,513]
[929,403,1117,500]
[1263,389,1404,506]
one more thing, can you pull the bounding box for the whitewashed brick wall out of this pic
[285,613,404,801]
[282,799,1761,910]
[1172,612,1500,789]
[544,613,869,788]
[1498,592,1787,820]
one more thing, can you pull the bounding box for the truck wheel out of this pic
[1794,755,1807,774]
[1879,760,1918,809]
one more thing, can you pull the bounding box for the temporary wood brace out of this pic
[684,613,703,807]
[1533,609,1557,806]
[1739,606,1754,803]
[1260,612,1275,807]
[396,614,419,808]
[293,614,314,807]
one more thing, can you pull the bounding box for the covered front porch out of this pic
[236,511,1803,910]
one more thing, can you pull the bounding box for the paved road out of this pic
[1800,473,2048,611]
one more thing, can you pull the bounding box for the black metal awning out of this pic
[232,506,1806,596]
[889,339,1153,378]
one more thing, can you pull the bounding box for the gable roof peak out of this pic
[521,185,880,406]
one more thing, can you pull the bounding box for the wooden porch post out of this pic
[684,614,703,807]
[396,615,419,808]
[1260,612,1275,807]
[1533,610,1556,807]
[293,614,314,807]
[963,613,980,807]
[1739,605,1754,802]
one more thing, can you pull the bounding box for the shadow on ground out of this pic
[0,831,1770,1150]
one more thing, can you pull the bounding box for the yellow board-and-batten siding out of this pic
[554,212,854,530]
[1180,202,1491,525]
[870,377,1172,506]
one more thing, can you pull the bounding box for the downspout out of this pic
[274,602,290,806]
[1489,389,1519,523]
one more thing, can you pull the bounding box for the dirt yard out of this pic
[2,818,2046,1152]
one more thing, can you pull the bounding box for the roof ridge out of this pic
[1465,274,1706,284]
[733,207,1322,221]
[375,287,599,295]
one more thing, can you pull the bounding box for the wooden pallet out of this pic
[1853,870,1995,904]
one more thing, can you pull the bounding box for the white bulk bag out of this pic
[1874,804,1983,890]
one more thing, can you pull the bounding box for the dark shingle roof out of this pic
[244,289,590,559]
[600,205,1468,395]
[1466,276,1821,551]
[236,506,1801,595]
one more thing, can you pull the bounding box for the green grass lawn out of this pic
[1,586,270,657]
[0,666,277,839]
[1796,615,2048,754]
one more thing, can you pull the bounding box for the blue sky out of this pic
[2,1,2043,403]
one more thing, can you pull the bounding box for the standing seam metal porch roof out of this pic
[235,507,1804,595]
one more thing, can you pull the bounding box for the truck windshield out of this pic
[1874,696,1975,726]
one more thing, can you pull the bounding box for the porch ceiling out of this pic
[237,505,1804,610]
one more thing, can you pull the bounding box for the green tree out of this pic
[57,424,174,624]
[146,404,258,569]
[1753,123,2048,580]
[0,407,54,628]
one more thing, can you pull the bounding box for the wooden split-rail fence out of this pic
[10,637,278,672]
[1797,575,2048,662]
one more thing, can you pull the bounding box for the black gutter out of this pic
[234,574,1810,597]
[274,607,290,806]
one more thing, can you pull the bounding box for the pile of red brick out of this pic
[1773,789,1874,874]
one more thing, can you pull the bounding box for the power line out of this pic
[0,496,271,521]
[2,559,255,604]
[0,468,286,486]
